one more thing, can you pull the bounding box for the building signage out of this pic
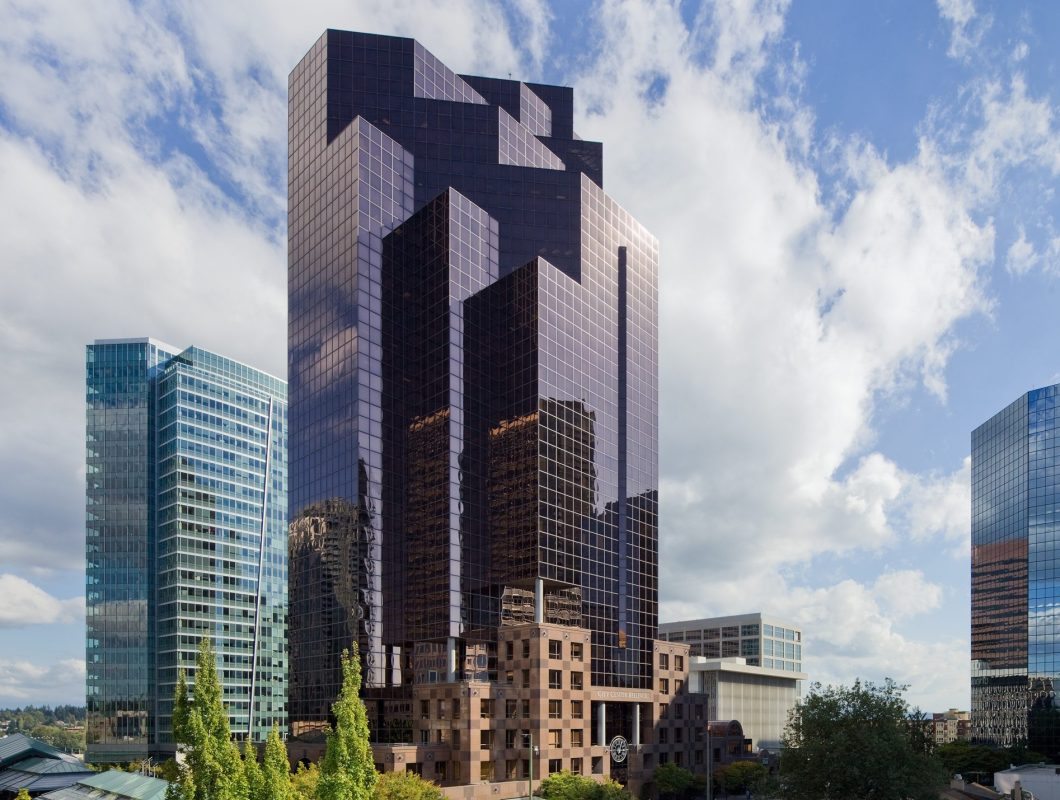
[594,690,652,701]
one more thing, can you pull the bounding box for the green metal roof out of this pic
[0,732,76,768]
[9,757,89,774]
[77,769,170,800]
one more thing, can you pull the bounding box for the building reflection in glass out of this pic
[972,385,1060,759]
[288,31,659,739]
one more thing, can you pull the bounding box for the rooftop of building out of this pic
[660,612,802,631]
[90,337,286,393]
[0,733,92,795]
[39,770,170,800]
[689,655,808,681]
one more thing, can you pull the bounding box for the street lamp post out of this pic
[525,731,539,800]
[705,698,712,800]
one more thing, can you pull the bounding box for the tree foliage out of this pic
[244,742,264,800]
[317,646,377,800]
[263,725,295,800]
[292,761,320,800]
[651,763,699,800]
[16,789,32,800]
[28,723,83,753]
[781,679,946,800]
[538,771,629,800]
[715,760,769,795]
[373,771,445,800]
[1,704,86,735]
[167,638,249,800]
[936,740,1044,784]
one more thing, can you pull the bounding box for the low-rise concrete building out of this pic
[686,657,807,752]
[994,764,1060,800]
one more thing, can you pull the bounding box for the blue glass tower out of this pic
[86,339,287,762]
[972,383,1060,757]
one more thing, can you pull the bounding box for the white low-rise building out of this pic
[685,656,807,752]
[995,764,1060,800]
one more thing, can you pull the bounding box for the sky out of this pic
[1,0,1059,715]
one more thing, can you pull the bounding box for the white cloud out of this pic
[873,570,944,620]
[937,0,991,61]
[783,575,964,710]
[0,659,86,705]
[0,574,84,628]
[575,0,1004,709]
[963,76,1060,203]
[900,457,972,555]
[0,0,537,573]
[0,0,1056,713]
[573,1,989,599]
[1006,227,1040,275]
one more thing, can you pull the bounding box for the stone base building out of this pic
[290,628,716,799]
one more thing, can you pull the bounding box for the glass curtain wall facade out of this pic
[972,384,1060,758]
[86,339,288,762]
[288,31,659,735]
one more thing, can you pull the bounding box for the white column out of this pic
[597,702,607,747]
[534,577,544,624]
[632,703,640,747]
[446,637,457,682]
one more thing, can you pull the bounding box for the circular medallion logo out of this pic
[609,735,629,763]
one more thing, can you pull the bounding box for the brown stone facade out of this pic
[358,626,714,800]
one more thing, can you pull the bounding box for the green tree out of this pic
[173,669,190,744]
[595,779,630,800]
[373,771,445,800]
[715,761,768,795]
[168,637,249,800]
[292,761,321,800]
[652,763,695,800]
[16,788,32,800]
[781,679,946,800]
[263,725,295,800]
[245,741,264,800]
[538,771,629,800]
[317,646,377,800]
[538,770,599,800]
[29,722,83,753]
[936,740,1044,785]
[159,758,182,783]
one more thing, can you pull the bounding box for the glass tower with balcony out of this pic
[86,339,287,762]
[972,383,1060,759]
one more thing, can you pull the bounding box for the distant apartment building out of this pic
[85,338,287,762]
[659,613,804,672]
[932,709,972,745]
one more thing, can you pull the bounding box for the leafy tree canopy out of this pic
[715,760,769,795]
[652,763,698,800]
[781,679,946,800]
[291,761,320,800]
[166,637,248,800]
[373,771,445,800]
[262,725,295,800]
[538,771,629,800]
[317,646,377,800]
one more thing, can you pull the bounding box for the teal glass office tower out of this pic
[972,383,1060,759]
[86,338,288,763]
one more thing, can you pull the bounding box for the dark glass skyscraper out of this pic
[86,339,288,762]
[972,384,1060,758]
[287,29,658,743]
